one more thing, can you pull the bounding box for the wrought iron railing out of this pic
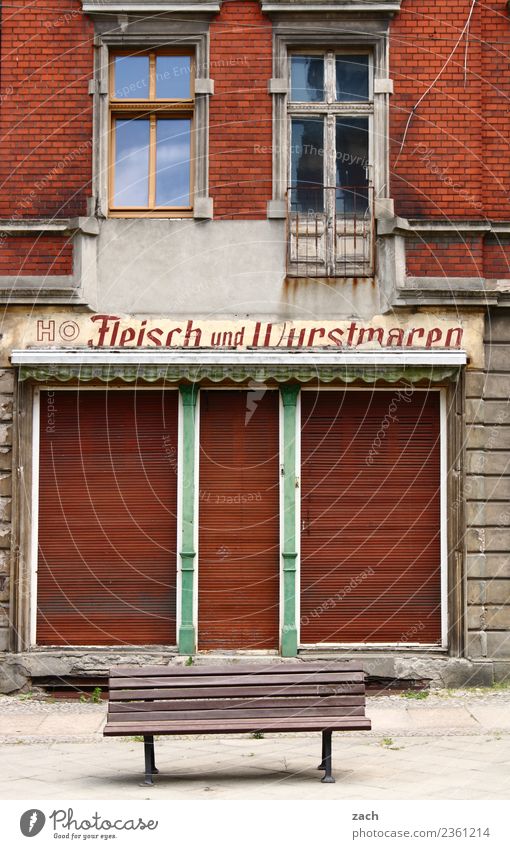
[286,184,375,278]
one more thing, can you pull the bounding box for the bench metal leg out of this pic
[150,739,159,775]
[142,735,156,786]
[320,730,335,784]
[318,732,326,770]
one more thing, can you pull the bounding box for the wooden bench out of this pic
[104,661,371,785]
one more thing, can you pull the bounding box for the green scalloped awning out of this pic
[18,363,460,384]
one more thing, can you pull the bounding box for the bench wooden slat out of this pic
[103,716,372,736]
[109,683,365,700]
[108,695,365,713]
[109,662,364,678]
[103,662,371,783]
[108,671,364,689]
[106,706,366,722]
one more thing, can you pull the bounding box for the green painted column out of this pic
[280,384,300,657]
[178,383,198,655]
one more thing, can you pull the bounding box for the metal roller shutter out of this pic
[198,390,280,650]
[301,390,441,644]
[38,390,178,646]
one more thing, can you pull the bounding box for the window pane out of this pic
[156,119,191,207]
[113,118,150,207]
[290,118,324,213]
[335,117,369,214]
[290,55,324,102]
[156,56,192,99]
[336,54,369,102]
[114,56,150,99]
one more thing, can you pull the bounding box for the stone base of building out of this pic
[1,649,509,693]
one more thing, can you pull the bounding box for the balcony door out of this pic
[288,52,374,277]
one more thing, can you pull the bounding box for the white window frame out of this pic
[268,26,393,220]
[287,49,375,276]
[288,50,374,183]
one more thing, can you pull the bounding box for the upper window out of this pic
[290,53,370,103]
[287,51,374,277]
[109,50,195,216]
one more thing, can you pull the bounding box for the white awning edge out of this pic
[11,348,467,367]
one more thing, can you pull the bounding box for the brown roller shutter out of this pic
[301,390,441,644]
[38,390,178,646]
[199,390,279,650]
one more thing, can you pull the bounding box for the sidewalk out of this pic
[2,689,510,742]
[1,690,510,799]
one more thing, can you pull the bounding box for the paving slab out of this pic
[1,736,509,800]
[37,714,105,735]
[0,715,46,734]
[404,706,478,729]
[466,705,510,729]
[368,707,415,731]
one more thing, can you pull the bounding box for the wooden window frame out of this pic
[109,49,196,218]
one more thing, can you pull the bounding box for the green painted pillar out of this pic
[281,384,300,657]
[178,383,198,655]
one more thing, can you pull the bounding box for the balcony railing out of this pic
[286,184,375,278]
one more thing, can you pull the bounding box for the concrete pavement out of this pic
[1,691,510,799]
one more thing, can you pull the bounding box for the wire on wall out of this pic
[394,0,478,168]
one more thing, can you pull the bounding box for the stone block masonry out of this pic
[0,369,14,654]
[466,310,510,661]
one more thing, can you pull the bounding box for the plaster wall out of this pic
[94,220,382,318]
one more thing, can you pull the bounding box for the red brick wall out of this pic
[405,236,483,277]
[481,2,510,220]
[484,238,510,279]
[390,1,510,224]
[0,235,73,276]
[1,0,509,281]
[209,1,273,219]
[0,0,93,220]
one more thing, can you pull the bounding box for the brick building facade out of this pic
[0,0,509,691]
